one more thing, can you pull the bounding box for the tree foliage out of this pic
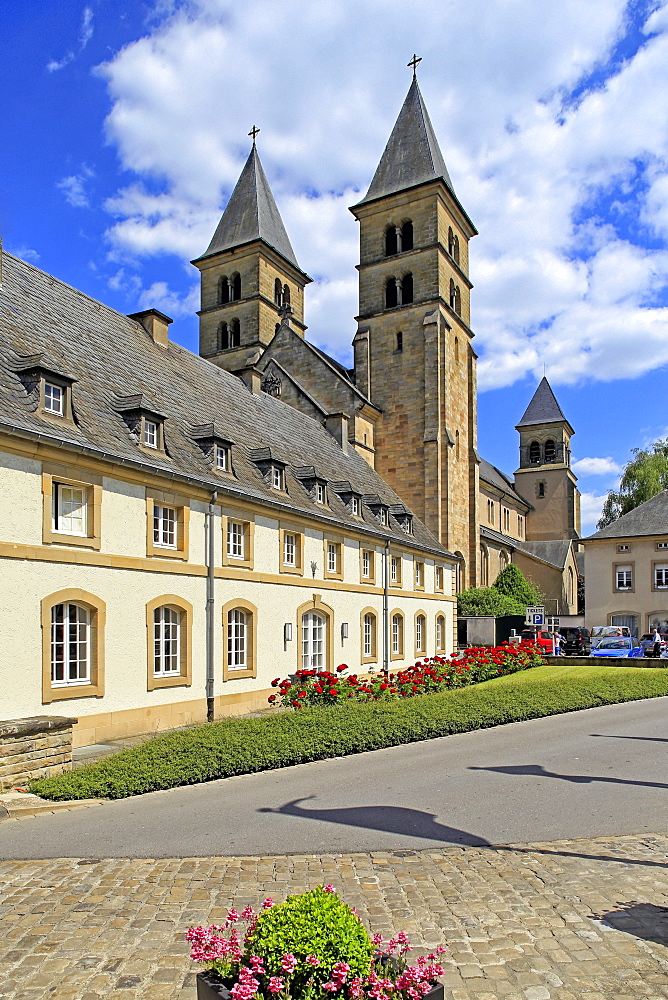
[457,564,543,617]
[492,563,543,605]
[597,439,668,529]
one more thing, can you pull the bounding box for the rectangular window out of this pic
[216,445,229,471]
[657,542,668,550]
[316,483,326,505]
[617,544,630,552]
[391,556,398,583]
[53,483,87,535]
[350,496,360,516]
[227,521,245,559]
[616,565,633,590]
[362,550,371,579]
[655,564,668,589]
[44,382,64,415]
[378,508,387,525]
[435,566,444,591]
[415,561,424,588]
[272,467,284,490]
[327,542,338,574]
[144,420,158,448]
[283,532,296,566]
[153,504,177,548]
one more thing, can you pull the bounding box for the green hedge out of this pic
[31,666,668,801]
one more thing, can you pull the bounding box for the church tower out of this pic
[514,377,581,540]
[192,138,311,373]
[349,71,480,586]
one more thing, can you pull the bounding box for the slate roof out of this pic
[584,490,668,541]
[480,526,575,572]
[196,146,305,274]
[479,458,530,508]
[355,78,455,206]
[516,377,570,429]
[0,251,449,557]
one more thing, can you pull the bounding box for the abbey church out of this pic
[195,75,581,614]
[0,72,580,751]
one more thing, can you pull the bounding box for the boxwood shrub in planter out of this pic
[186,886,446,1000]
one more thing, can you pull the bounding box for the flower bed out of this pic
[187,886,445,1000]
[269,643,545,709]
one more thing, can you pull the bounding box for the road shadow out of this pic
[258,796,490,846]
[590,734,668,743]
[468,763,668,791]
[592,901,668,946]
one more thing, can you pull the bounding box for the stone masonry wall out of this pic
[0,716,75,790]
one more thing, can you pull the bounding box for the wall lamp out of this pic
[284,623,293,643]
[341,622,349,641]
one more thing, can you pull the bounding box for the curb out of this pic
[0,794,105,821]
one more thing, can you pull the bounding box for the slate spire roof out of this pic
[356,77,455,206]
[197,145,303,272]
[516,377,569,428]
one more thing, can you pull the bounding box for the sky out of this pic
[3,0,668,534]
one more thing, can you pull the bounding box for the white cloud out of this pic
[572,456,622,477]
[7,245,40,262]
[57,166,94,208]
[580,490,609,535]
[137,279,199,318]
[94,0,668,375]
[47,5,94,72]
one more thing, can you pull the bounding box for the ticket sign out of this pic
[526,605,545,626]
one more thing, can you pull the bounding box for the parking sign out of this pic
[526,605,545,626]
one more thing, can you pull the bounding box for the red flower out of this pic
[314,685,323,694]
[337,664,347,672]
[298,691,307,699]
[268,695,276,703]
[329,688,338,696]
[271,678,281,687]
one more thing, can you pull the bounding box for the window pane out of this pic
[154,505,177,547]
[51,602,90,685]
[55,484,87,534]
[44,383,64,414]
[228,522,244,559]
[228,609,247,668]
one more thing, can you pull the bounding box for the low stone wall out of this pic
[0,716,77,790]
[551,655,667,667]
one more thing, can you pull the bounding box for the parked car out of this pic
[558,627,591,656]
[589,636,643,658]
[521,629,555,654]
[638,634,667,657]
[590,626,631,649]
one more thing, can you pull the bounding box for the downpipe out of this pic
[206,491,218,722]
[383,538,390,675]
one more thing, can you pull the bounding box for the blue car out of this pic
[590,636,644,658]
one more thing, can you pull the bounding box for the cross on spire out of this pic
[407,53,422,78]
[248,125,260,146]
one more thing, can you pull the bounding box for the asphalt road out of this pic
[0,699,666,859]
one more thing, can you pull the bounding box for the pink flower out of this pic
[306,956,320,966]
[322,982,340,992]
[241,906,255,921]
[249,955,265,974]
[281,954,298,973]
[323,884,336,893]
[225,908,240,926]
[268,977,284,994]
[262,897,274,909]
[372,933,384,945]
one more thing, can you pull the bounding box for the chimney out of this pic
[325,412,349,454]
[128,309,173,348]
[237,365,263,395]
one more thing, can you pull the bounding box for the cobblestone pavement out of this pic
[0,834,667,1000]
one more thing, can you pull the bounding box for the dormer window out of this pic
[350,496,360,516]
[272,467,284,490]
[115,395,166,454]
[216,445,229,472]
[316,482,326,505]
[191,423,234,476]
[144,420,158,449]
[378,507,387,525]
[44,382,64,415]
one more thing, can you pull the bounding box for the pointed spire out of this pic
[516,377,570,428]
[198,145,302,271]
[356,77,455,206]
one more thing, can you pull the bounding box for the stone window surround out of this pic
[146,595,193,691]
[390,609,405,660]
[145,488,190,560]
[323,535,344,581]
[390,551,403,588]
[296,594,334,674]
[414,610,427,657]
[42,463,102,550]
[222,598,258,682]
[360,546,376,585]
[360,606,378,664]
[221,509,255,570]
[279,522,304,576]
[613,561,635,594]
[41,589,106,704]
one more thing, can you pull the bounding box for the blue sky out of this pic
[3,0,668,533]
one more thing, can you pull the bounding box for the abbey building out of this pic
[0,75,579,751]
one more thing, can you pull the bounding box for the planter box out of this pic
[196,972,444,1000]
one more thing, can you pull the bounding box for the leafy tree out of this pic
[457,587,525,616]
[597,439,668,528]
[492,563,543,605]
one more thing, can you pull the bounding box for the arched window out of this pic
[568,566,575,606]
[529,441,541,464]
[274,278,283,306]
[435,614,446,652]
[396,332,403,352]
[231,273,241,301]
[453,235,460,265]
[42,589,106,702]
[222,600,257,679]
[218,322,229,351]
[544,439,556,462]
[401,273,413,304]
[401,220,413,252]
[537,481,546,498]
[448,227,455,256]
[454,286,461,315]
[449,278,456,309]
[480,545,489,586]
[454,553,466,594]
[361,608,377,663]
[230,319,240,348]
[385,277,398,308]
[500,550,509,572]
[282,284,290,307]
[415,613,427,655]
[153,605,180,677]
[302,609,326,671]
[391,611,404,658]
[454,336,459,362]
[146,595,193,690]
[385,226,398,256]
[219,276,230,304]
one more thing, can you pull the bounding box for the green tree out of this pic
[492,563,543,605]
[457,587,526,617]
[597,439,668,529]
